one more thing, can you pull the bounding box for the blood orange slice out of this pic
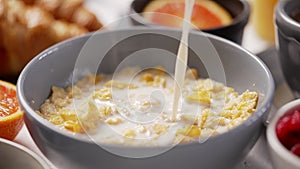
[143,0,232,30]
[0,80,24,140]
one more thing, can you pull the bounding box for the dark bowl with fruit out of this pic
[129,0,250,44]
[267,99,300,169]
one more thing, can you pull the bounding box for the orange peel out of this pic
[0,80,24,140]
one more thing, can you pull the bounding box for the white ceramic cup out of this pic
[267,99,300,169]
[0,138,50,169]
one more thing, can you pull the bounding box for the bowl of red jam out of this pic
[267,99,300,169]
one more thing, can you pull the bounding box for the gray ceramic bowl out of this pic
[17,28,274,169]
[275,0,300,98]
[0,138,50,169]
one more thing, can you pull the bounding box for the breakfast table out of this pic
[13,0,295,168]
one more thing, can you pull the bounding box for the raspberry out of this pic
[276,110,300,150]
[291,143,300,157]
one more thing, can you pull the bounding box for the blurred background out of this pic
[0,0,278,83]
[85,0,277,53]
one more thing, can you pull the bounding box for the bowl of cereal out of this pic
[17,27,274,169]
[267,99,300,169]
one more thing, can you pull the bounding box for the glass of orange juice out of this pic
[252,0,279,43]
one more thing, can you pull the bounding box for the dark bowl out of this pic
[275,0,300,97]
[17,27,274,169]
[129,0,250,45]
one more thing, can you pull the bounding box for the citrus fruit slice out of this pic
[143,0,232,30]
[0,80,24,140]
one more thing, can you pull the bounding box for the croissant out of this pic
[23,0,102,31]
[0,0,92,76]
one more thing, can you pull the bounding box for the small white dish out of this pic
[267,99,300,169]
[0,138,50,169]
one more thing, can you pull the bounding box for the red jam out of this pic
[276,110,300,157]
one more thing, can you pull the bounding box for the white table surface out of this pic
[13,0,295,168]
